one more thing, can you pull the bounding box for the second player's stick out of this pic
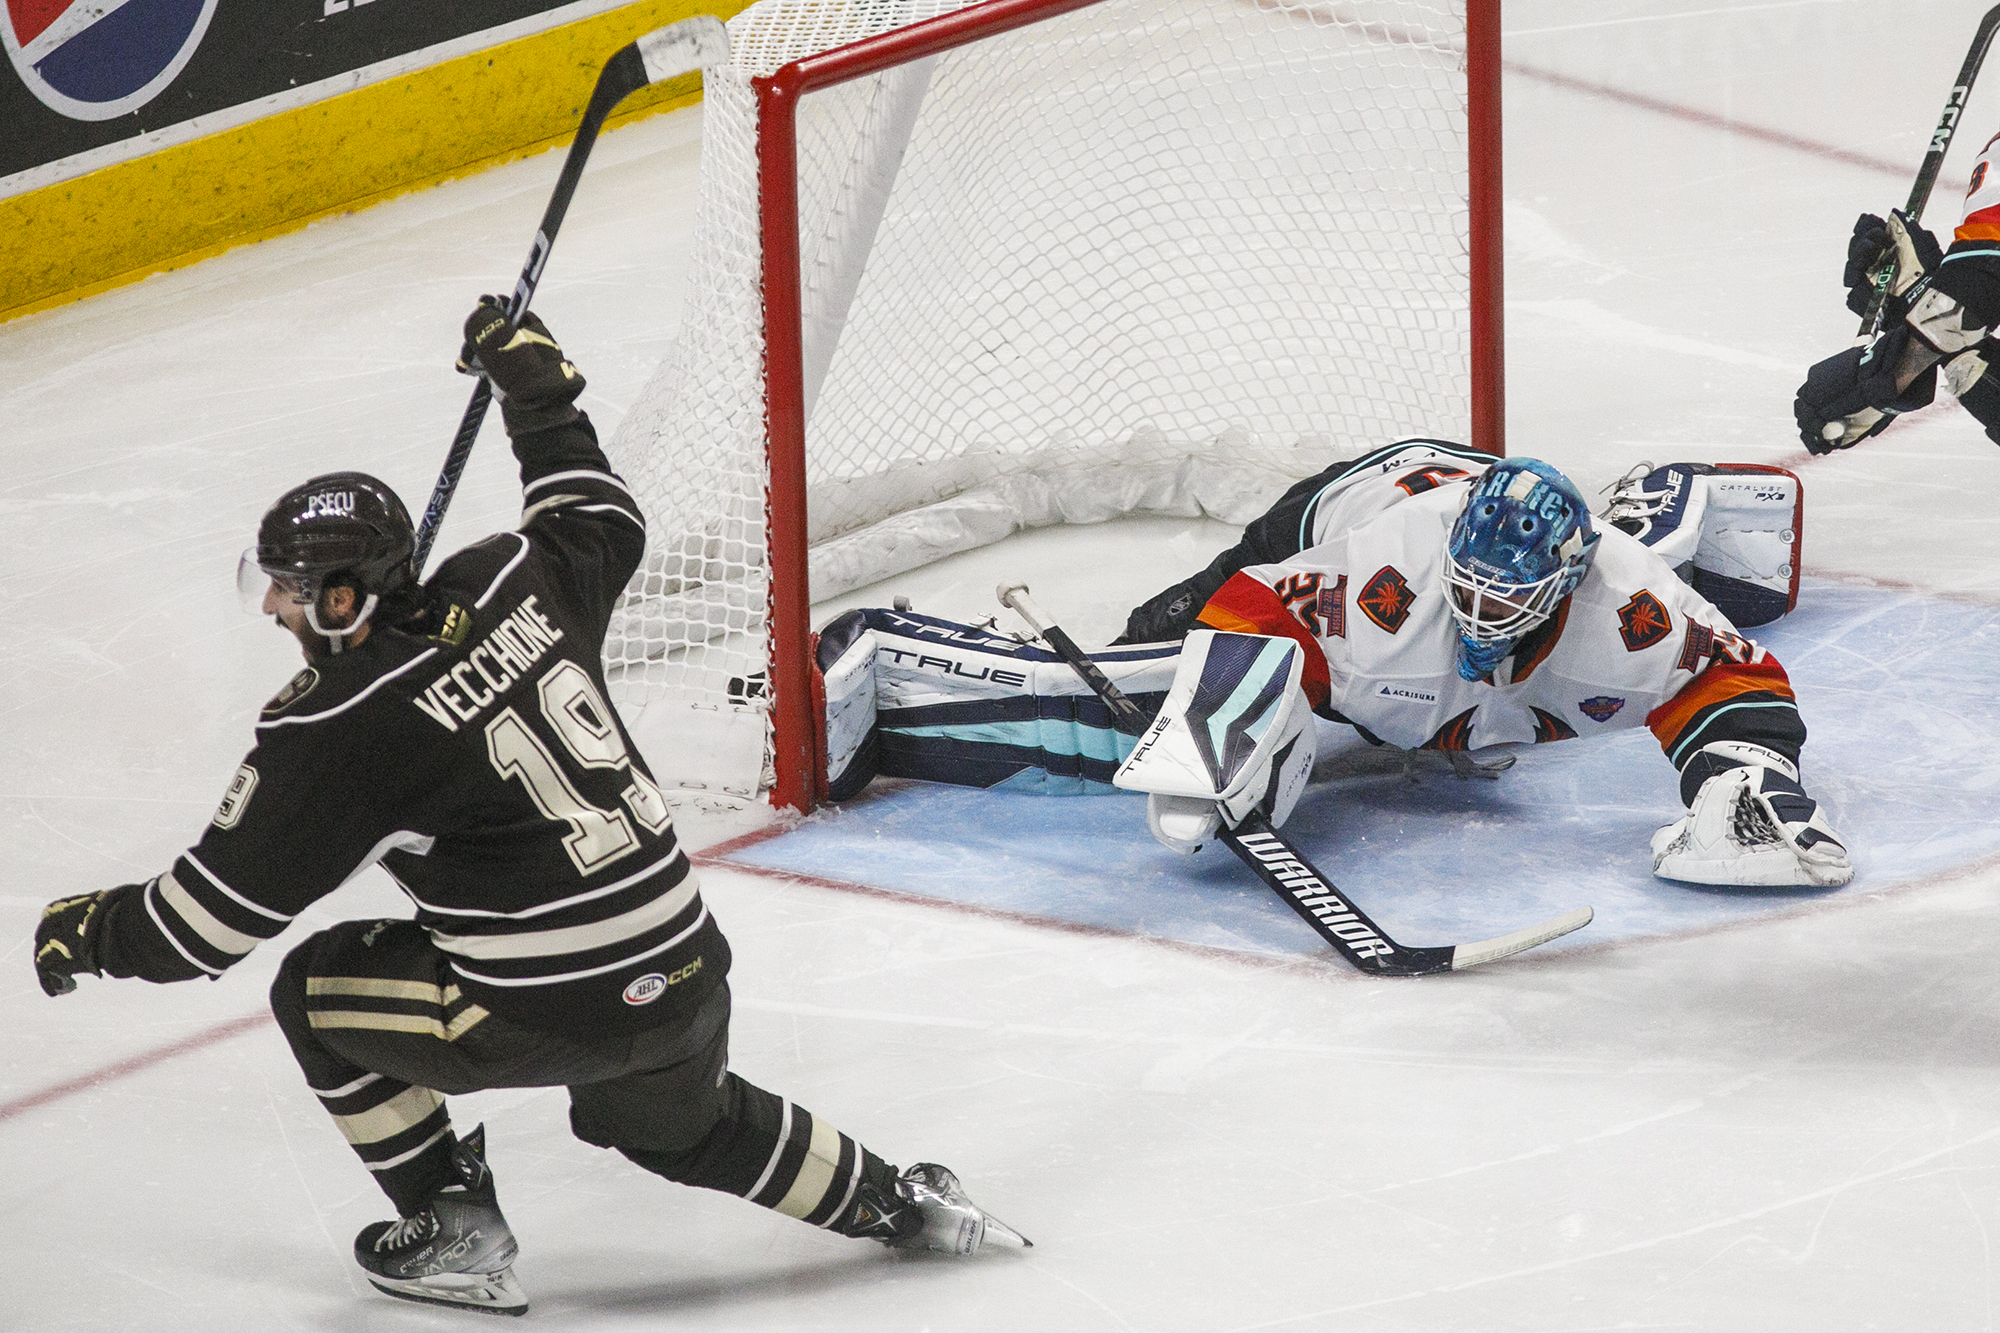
[1857,3,2000,338]
[413,16,731,575]
[994,583,1592,976]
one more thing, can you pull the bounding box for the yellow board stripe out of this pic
[1,0,750,322]
[772,1115,844,1221]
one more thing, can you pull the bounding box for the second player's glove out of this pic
[1843,209,1942,328]
[34,891,108,997]
[1794,326,1937,453]
[456,297,586,435]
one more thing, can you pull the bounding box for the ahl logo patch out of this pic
[1357,565,1415,633]
[1578,695,1626,723]
[4,0,221,122]
[623,973,669,1005]
[1616,590,1672,652]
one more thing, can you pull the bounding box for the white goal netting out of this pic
[605,0,1476,803]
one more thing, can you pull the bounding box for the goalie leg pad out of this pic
[818,608,1177,797]
[1600,463,1803,628]
[1116,630,1319,854]
[1652,747,1851,888]
[1692,465,1803,628]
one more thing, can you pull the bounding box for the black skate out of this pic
[851,1162,1032,1254]
[353,1124,527,1316]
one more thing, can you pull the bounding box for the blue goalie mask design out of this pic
[1442,458,1600,681]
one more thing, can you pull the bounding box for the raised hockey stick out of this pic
[412,16,731,575]
[1856,2,2000,338]
[995,581,1592,976]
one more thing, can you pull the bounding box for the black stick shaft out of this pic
[412,46,650,576]
[1859,3,2000,336]
[1040,623,1150,737]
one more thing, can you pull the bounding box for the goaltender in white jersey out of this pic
[817,441,1850,890]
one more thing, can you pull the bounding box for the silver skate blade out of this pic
[981,1213,1033,1249]
[367,1265,528,1317]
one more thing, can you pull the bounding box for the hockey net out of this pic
[604,0,1499,810]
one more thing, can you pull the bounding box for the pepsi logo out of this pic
[622,973,667,1005]
[4,0,220,122]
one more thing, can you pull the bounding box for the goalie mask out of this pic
[238,471,417,646]
[1442,458,1599,682]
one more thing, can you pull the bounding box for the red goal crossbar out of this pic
[754,0,1504,812]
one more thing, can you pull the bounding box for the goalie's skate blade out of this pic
[366,1267,528,1317]
[1447,905,1594,972]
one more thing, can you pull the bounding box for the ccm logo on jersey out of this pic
[622,957,703,1004]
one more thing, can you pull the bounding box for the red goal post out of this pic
[606,0,1504,814]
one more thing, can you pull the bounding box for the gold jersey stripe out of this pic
[331,1085,443,1147]
[307,976,444,1003]
[429,875,698,961]
[155,870,262,956]
[772,1114,845,1222]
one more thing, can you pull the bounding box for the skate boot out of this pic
[852,1162,1032,1254]
[353,1124,527,1316]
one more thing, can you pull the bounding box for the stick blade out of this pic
[636,15,731,83]
[1448,906,1593,972]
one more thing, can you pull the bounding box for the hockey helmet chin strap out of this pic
[305,593,379,654]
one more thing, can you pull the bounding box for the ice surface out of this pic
[7,2,2000,1329]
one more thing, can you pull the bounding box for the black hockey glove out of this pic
[34,891,108,996]
[1843,210,1942,325]
[456,297,586,435]
[1794,326,1938,453]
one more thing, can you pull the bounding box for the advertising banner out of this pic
[3,0,626,189]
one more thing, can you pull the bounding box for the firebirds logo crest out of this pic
[1578,695,1626,723]
[4,0,220,122]
[1357,566,1415,633]
[1616,590,1672,652]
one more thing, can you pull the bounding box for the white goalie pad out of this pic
[1113,630,1318,855]
[1601,463,1802,627]
[820,624,879,793]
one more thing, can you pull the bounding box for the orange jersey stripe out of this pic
[1196,572,1332,708]
[1955,220,2000,243]
[1645,659,1796,751]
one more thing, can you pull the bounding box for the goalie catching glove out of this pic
[1651,742,1852,888]
[1111,630,1317,855]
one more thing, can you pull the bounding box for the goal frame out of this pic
[751,0,1505,811]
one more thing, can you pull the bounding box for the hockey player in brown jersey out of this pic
[31,301,1026,1316]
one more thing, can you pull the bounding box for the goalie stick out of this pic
[1856,3,2000,339]
[412,16,731,575]
[995,582,1592,976]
